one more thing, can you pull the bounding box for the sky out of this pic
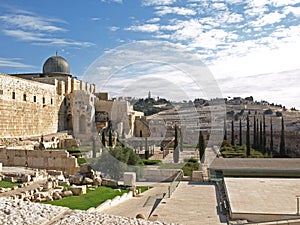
[1,0,300,108]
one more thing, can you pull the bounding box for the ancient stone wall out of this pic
[0,74,65,138]
[0,148,79,175]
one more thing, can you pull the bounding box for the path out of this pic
[98,182,170,220]
[152,181,227,225]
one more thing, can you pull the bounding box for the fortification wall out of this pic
[0,74,65,138]
[0,148,79,175]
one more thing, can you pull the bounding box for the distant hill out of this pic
[132,97,173,116]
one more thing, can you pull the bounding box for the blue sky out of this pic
[1,0,300,108]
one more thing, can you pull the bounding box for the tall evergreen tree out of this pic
[92,138,97,158]
[179,127,183,152]
[239,119,242,146]
[224,118,227,141]
[246,115,251,157]
[270,117,274,157]
[280,116,286,157]
[263,115,266,154]
[145,137,149,160]
[173,125,179,163]
[198,130,206,162]
[253,116,257,149]
[256,118,259,149]
[108,129,113,147]
[231,120,235,145]
[101,130,106,148]
[259,119,263,152]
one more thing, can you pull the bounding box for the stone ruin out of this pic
[0,163,124,203]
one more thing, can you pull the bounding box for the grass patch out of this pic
[221,144,269,158]
[0,181,20,188]
[44,186,128,210]
[136,186,152,193]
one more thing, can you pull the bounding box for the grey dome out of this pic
[43,56,70,74]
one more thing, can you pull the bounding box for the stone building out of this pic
[0,55,143,142]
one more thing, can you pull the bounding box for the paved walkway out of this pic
[152,182,227,225]
[98,181,227,225]
[99,182,170,220]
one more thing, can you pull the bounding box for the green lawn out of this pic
[0,180,20,188]
[44,186,128,210]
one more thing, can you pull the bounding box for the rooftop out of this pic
[224,177,300,215]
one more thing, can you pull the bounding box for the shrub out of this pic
[141,159,161,165]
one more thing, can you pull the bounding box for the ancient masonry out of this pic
[0,55,147,173]
[0,55,145,140]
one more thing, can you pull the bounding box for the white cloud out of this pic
[250,12,286,27]
[3,29,94,47]
[109,26,120,31]
[154,6,197,16]
[0,14,66,32]
[0,11,94,48]
[125,24,160,32]
[270,0,300,7]
[283,6,300,17]
[0,58,34,69]
[142,0,177,6]
[100,0,123,3]
[147,17,161,23]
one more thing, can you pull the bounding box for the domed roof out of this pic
[43,55,70,74]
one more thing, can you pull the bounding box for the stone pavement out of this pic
[152,181,227,225]
[98,181,227,225]
[98,182,170,220]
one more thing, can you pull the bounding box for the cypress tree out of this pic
[101,130,106,148]
[224,118,227,141]
[92,138,97,158]
[270,117,274,157]
[256,118,259,149]
[259,119,263,152]
[280,116,286,157]
[173,125,179,163]
[198,130,206,162]
[263,115,266,154]
[231,120,235,146]
[108,129,113,147]
[180,127,183,152]
[139,130,143,151]
[246,115,251,157]
[145,137,149,160]
[239,119,242,146]
[253,116,257,149]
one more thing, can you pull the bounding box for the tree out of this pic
[253,116,257,149]
[145,137,149,160]
[173,125,179,163]
[263,115,266,154]
[224,118,227,140]
[259,119,263,152]
[231,120,235,146]
[197,130,206,162]
[92,138,97,158]
[239,119,242,146]
[246,115,251,157]
[101,130,106,148]
[108,129,113,147]
[179,127,183,152]
[280,116,286,157]
[270,117,274,157]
